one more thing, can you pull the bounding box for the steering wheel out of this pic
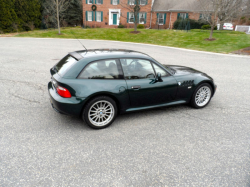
[146,73,155,78]
[128,60,137,71]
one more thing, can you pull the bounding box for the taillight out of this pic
[56,86,71,98]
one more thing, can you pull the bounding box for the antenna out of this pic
[70,30,88,52]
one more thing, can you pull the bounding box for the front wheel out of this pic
[82,96,117,129]
[190,83,212,109]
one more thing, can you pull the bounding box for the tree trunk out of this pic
[219,21,224,30]
[134,22,137,31]
[56,0,61,34]
[209,27,214,39]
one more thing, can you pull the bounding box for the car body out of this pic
[217,23,234,31]
[48,49,217,129]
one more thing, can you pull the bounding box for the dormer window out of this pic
[96,0,102,4]
[113,0,118,5]
[129,0,135,5]
[140,0,146,5]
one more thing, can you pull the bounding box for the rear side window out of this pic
[78,59,122,79]
[55,55,77,76]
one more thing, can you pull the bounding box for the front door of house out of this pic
[113,14,117,25]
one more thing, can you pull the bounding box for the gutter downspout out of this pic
[169,12,172,29]
[149,0,155,29]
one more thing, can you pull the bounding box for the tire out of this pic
[82,96,117,129]
[190,83,213,109]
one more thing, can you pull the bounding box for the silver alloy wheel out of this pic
[88,100,115,127]
[195,86,211,107]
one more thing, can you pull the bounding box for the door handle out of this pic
[131,86,141,90]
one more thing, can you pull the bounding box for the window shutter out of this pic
[101,0,103,4]
[164,13,166,24]
[177,13,180,19]
[95,0,96,3]
[86,11,88,21]
[111,0,113,4]
[146,0,148,5]
[137,13,139,23]
[92,11,94,21]
[118,0,119,4]
[144,13,147,24]
[186,13,189,19]
[86,0,88,4]
[127,12,129,23]
[95,11,97,21]
[157,13,159,23]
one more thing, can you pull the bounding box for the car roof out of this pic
[69,49,151,60]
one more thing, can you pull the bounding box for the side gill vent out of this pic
[182,80,194,87]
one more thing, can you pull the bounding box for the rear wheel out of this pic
[190,83,212,109]
[82,96,117,129]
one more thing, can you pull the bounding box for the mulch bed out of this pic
[130,31,141,34]
[231,47,250,55]
[204,38,216,41]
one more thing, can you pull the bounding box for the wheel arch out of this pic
[80,92,121,117]
[194,80,215,96]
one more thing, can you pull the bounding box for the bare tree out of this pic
[198,0,244,39]
[217,0,244,30]
[198,0,221,39]
[42,0,69,34]
[120,0,147,31]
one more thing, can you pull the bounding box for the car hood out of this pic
[163,65,203,76]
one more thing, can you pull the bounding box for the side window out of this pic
[78,59,122,79]
[152,63,170,77]
[120,59,155,80]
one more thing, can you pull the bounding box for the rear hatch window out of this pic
[54,55,77,76]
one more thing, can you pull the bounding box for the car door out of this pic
[120,58,178,108]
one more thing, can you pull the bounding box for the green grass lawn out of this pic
[14,27,250,53]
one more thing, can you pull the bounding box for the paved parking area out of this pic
[1,37,250,186]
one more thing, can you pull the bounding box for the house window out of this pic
[113,0,118,5]
[88,11,92,21]
[129,12,134,23]
[139,13,145,24]
[96,0,102,4]
[129,0,135,5]
[88,0,93,4]
[96,12,101,22]
[178,13,188,19]
[158,13,164,25]
[140,0,146,5]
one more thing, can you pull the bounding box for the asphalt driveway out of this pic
[0,37,250,186]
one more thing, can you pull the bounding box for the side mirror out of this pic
[156,72,163,82]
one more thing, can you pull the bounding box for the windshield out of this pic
[55,55,77,76]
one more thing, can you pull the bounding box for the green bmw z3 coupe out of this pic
[48,49,217,129]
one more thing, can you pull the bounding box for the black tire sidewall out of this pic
[191,83,213,109]
[82,96,117,129]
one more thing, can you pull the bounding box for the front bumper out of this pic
[213,84,217,96]
[48,82,85,116]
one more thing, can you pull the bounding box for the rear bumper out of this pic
[48,82,85,116]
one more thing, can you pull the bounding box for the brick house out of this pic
[83,0,207,29]
[151,0,207,29]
